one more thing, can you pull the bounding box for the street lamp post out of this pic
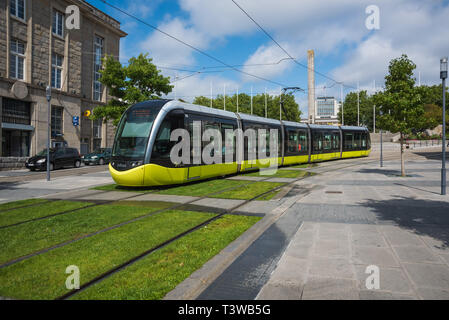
[379,109,383,167]
[441,57,448,195]
[46,86,51,181]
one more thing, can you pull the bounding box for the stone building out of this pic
[0,0,126,164]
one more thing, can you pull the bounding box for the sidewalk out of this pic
[256,159,449,300]
[0,170,113,203]
[198,156,449,300]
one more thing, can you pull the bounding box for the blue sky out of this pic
[86,0,449,117]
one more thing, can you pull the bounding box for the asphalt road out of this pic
[0,164,110,183]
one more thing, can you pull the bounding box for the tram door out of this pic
[186,116,202,180]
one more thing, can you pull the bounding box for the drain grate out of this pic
[325,191,343,194]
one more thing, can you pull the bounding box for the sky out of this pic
[86,0,449,118]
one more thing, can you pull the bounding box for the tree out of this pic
[415,85,449,133]
[414,104,444,133]
[193,92,301,122]
[337,90,375,131]
[373,54,424,176]
[416,84,449,108]
[92,53,173,125]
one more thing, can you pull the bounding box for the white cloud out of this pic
[241,44,295,80]
[139,18,209,66]
[128,0,449,114]
[163,72,239,103]
[330,1,449,91]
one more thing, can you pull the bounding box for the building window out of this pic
[51,106,64,138]
[2,130,30,157]
[52,10,64,37]
[10,0,25,20]
[93,119,102,139]
[51,53,63,89]
[10,39,25,80]
[93,36,104,101]
[2,98,31,125]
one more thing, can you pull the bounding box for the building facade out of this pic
[0,0,126,160]
[314,96,340,125]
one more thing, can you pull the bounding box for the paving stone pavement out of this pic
[257,221,449,300]
[255,158,449,300]
[197,155,449,300]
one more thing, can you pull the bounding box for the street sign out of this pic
[72,116,79,126]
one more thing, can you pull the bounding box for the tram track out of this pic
[0,165,309,269]
[1,150,444,299]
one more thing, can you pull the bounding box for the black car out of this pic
[26,147,82,171]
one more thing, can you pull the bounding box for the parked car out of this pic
[81,148,112,165]
[25,147,82,171]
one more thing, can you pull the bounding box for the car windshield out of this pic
[36,149,55,156]
[93,148,106,154]
[112,108,157,159]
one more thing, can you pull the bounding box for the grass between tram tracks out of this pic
[0,210,216,299]
[156,179,248,197]
[92,178,294,200]
[255,189,281,201]
[209,182,286,200]
[0,198,50,211]
[0,200,91,227]
[0,165,311,299]
[72,214,261,300]
[92,179,249,195]
[0,201,173,264]
[291,163,317,169]
[243,169,309,179]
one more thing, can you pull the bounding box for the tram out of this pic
[109,99,370,186]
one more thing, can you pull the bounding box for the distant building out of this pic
[0,0,127,160]
[314,96,340,125]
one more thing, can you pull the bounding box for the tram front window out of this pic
[112,108,156,159]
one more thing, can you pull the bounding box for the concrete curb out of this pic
[163,190,308,300]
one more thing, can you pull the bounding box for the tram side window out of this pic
[299,130,308,153]
[287,129,299,153]
[323,133,332,151]
[332,133,340,150]
[264,126,272,158]
[202,120,220,159]
[361,133,367,149]
[221,123,236,162]
[344,133,353,150]
[243,123,258,160]
[277,126,282,157]
[313,132,322,152]
[152,120,172,161]
[354,132,361,149]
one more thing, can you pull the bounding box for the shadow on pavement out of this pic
[357,168,421,178]
[393,182,441,196]
[363,196,449,250]
[412,151,448,161]
[0,181,22,190]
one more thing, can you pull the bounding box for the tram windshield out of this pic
[112,108,157,159]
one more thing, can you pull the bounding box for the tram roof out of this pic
[282,120,309,129]
[308,124,341,130]
[237,113,282,125]
[340,125,369,131]
[165,101,238,119]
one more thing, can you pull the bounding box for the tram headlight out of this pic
[130,161,143,167]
